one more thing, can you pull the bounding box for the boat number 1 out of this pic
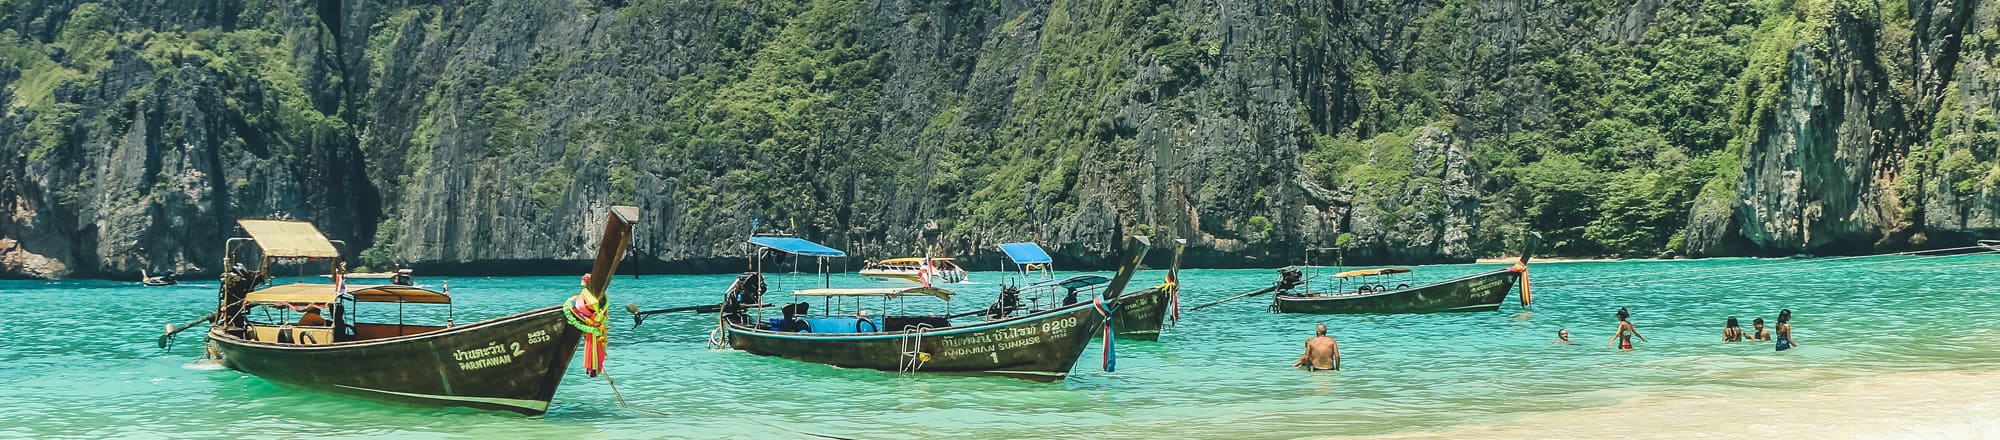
[527,330,550,345]
[990,352,1000,364]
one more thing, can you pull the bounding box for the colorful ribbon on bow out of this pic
[1508,260,1532,307]
[1092,296,1116,372]
[564,289,609,377]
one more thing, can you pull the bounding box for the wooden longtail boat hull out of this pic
[1111,286,1170,341]
[210,306,583,415]
[1271,269,1519,314]
[726,302,1106,382]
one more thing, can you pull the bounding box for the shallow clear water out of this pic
[4,254,1999,439]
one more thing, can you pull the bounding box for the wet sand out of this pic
[1353,368,2000,439]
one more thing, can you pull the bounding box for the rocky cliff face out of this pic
[3,0,1997,279]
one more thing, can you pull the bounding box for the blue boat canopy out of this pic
[998,242,1052,264]
[748,236,847,257]
[1029,275,1109,290]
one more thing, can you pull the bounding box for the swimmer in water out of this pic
[1750,317,1771,342]
[1294,323,1340,371]
[1775,309,1798,351]
[1608,307,1646,350]
[1553,329,1572,344]
[1723,316,1745,343]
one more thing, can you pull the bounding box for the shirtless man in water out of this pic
[1295,324,1340,371]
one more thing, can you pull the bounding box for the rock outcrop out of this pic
[3,0,1998,279]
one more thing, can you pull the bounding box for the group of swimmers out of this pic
[1294,308,1802,371]
[1568,307,1799,351]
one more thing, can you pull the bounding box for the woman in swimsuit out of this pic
[1775,309,1798,351]
[1722,316,1744,342]
[1608,307,1646,350]
[1750,318,1771,341]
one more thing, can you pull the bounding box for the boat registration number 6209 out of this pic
[1041,317,1078,334]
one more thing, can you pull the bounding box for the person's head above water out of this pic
[1617,307,1630,321]
[1316,323,1328,337]
[1727,316,1740,328]
[1778,309,1792,324]
[1557,329,1570,340]
[1753,317,1765,327]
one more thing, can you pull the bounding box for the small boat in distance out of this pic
[322,266,414,286]
[141,268,178,287]
[860,257,969,285]
[717,236,1152,381]
[201,206,637,415]
[1270,233,1540,314]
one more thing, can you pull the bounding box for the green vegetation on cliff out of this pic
[4,0,1998,278]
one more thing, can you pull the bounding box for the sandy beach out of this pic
[1353,368,2000,439]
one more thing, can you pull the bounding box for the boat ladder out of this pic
[898,324,934,374]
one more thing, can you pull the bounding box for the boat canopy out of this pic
[791,287,954,301]
[998,242,1052,264]
[879,257,954,264]
[243,283,452,305]
[747,236,847,257]
[237,219,340,258]
[1333,267,1413,278]
[1028,274,1110,290]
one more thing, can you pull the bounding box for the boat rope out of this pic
[1546,249,1999,290]
[600,372,671,417]
[1092,296,1116,373]
[1857,258,2000,273]
[1538,245,1994,288]
[563,289,609,377]
[707,325,728,350]
[899,324,932,374]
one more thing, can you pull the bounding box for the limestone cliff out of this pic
[3,0,1997,279]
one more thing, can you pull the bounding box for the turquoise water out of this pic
[5,255,2000,438]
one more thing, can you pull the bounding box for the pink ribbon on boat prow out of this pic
[1093,296,1115,373]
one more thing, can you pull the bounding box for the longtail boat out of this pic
[202,206,637,415]
[1270,233,1540,314]
[996,240,1182,341]
[1109,239,1184,341]
[859,257,969,284]
[718,236,1152,381]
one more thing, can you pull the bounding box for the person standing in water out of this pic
[1608,307,1647,350]
[1295,323,1340,371]
[1750,317,1772,341]
[1723,316,1745,342]
[1775,309,1799,351]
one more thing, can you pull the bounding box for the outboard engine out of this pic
[987,285,1023,319]
[722,272,766,326]
[1277,267,1305,293]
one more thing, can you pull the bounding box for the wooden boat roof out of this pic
[244,283,452,305]
[878,257,955,264]
[792,287,954,301]
[237,219,341,258]
[1333,267,1413,278]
